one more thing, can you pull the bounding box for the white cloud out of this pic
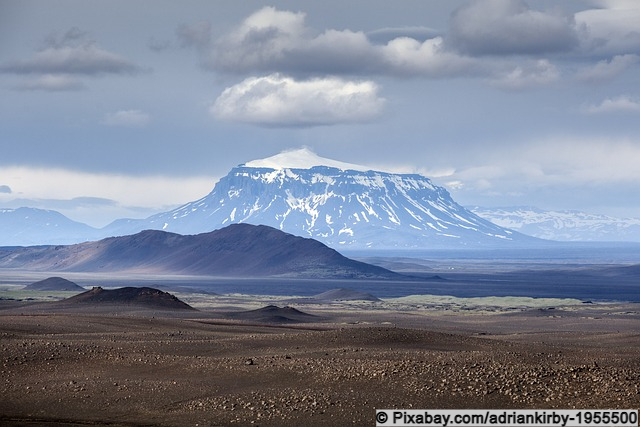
[490,59,560,90]
[103,109,151,127]
[381,37,478,78]
[211,74,385,127]
[440,137,640,198]
[581,96,640,114]
[577,54,639,83]
[575,4,640,55]
[211,7,307,72]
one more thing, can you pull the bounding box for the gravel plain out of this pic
[1,298,639,427]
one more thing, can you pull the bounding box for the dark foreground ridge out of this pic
[62,286,195,311]
[0,223,405,279]
[24,276,84,292]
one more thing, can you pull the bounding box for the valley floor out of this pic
[1,299,639,427]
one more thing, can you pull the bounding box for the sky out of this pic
[1,0,640,227]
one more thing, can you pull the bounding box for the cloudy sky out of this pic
[1,0,640,227]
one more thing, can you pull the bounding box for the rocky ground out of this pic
[0,302,639,426]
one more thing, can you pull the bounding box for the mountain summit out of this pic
[244,147,368,171]
[105,148,533,249]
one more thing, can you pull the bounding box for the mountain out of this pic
[0,223,402,279]
[0,207,97,246]
[471,206,640,242]
[101,148,535,249]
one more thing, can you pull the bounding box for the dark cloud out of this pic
[1,28,142,76]
[447,0,579,56]
[0,185,12,194]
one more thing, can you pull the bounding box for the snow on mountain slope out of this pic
[104,149,532,249]
[471,206,640,242]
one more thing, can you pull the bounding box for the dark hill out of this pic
[0,224,403,279]
[226,305,317,324]
[24,276,84,291]
[63,286,194,310]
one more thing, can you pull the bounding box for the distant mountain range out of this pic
[0,149,536,249]
[470,206,640,242]
[0,223,401,279]
[4,149,638,248]
[0,207,97,246]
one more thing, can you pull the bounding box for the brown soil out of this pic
[0,304,639,426]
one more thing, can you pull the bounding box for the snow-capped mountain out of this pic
[0,207,97,246]
[102,148,532,249]
[471,206,640,242]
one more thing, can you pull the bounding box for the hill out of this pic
[63,286,194,310]
[0,224,403,279]
[225,305,317,324]
[24,277,84,292]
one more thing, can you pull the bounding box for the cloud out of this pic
[577,54,639,83]
[438,137,640,204]
[447,0,579,56]
[575,4,640,55]
[367,27,442,44]
[490,59,560,90]
[2,43,141,76]
[15,74,86,91]
[176,21,211,49]
[102,110,151,127]
[0,185,12,194]
[195,3,640,87]
[1,27,143,91]
[0,166,214,227]
[381,36,479,78]
[211,74,385,127]
[581,96,640,114]
[206,6,474,78]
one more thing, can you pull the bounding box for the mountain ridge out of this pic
[471,206,640,242]
[0,223,403,279]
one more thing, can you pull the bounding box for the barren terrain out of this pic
[1,291,639,427]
